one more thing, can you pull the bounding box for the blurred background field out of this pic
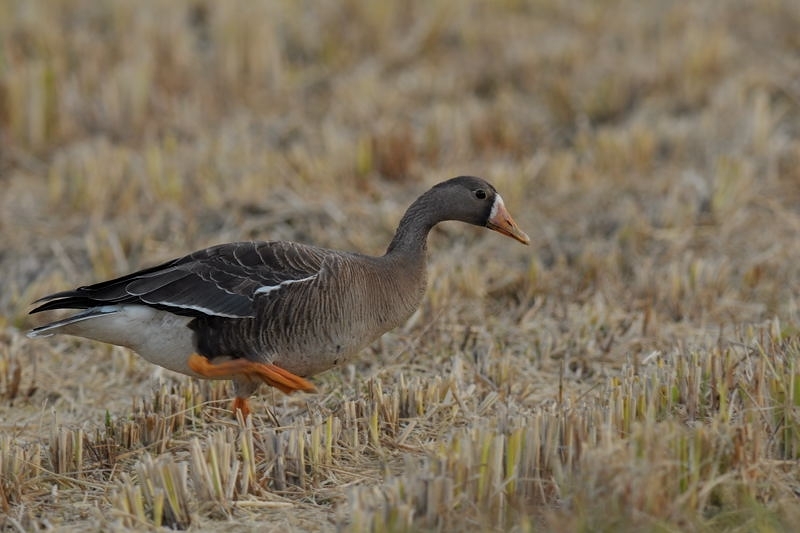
[2,0,800,530]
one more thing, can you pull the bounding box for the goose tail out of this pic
[26,306,120,338]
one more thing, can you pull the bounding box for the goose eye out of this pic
[474,189,487,200]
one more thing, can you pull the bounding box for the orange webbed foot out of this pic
[188,353,316,395]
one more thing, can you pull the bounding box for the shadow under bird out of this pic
[28,176,530,416]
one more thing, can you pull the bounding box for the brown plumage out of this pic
[28,176,529,416]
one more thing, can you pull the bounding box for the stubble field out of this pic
[2,1,800,531]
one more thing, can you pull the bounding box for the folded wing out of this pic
[30,241,327,319]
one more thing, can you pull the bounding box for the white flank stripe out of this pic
[160,303,246,318]
[254,273,319,295]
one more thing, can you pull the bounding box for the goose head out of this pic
[428,176,530,245]
[386,176,530,254]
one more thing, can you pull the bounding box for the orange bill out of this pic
[486,195,530,245]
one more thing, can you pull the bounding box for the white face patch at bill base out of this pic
[489,194,506,220]
[254,273,320,295]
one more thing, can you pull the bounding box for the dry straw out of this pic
[3,0,800,530]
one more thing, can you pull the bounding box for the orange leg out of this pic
[232,397,251,418]
[187,353,316,395]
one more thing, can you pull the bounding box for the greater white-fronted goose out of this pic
[28,176,529,416]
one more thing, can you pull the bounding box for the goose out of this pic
[27,176,529,416]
